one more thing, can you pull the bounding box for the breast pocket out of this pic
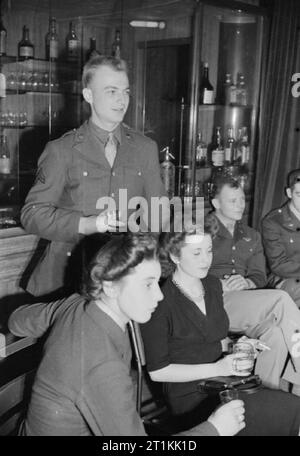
[69,166,111,215]
[123,167,144,199]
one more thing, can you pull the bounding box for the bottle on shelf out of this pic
[240,126,250,172]
[236,72,247,106]
[224,127,236,166]
[66,21,80,62]
[86,37,100,61]
[0,134,10,175]
[111,29,121,59]
[0,70,6,97]
[199,62,214,105]
[46,17,59,61]
[210,126,225,171]
[18,26,34,60]
[195,131,208,167]
[0,10,7,56]
[223,73,232,105]
[160,146,175,199]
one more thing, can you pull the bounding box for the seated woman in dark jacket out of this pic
[8,233,245,436]
[140,217,300,436]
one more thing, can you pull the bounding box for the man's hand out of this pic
[79,210,125,235]
[208,400,246,436]
[222,274,255,291]
[238,335,271,354]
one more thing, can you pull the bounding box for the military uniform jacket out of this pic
[209,215,267,288]
[261,202,300,283]
[21,121,166,296]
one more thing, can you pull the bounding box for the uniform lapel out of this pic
[72,121,111,168]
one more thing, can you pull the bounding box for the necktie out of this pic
[105,132,117,167]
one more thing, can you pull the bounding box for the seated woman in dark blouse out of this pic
[140,217,300,436]
[8,233,245,436]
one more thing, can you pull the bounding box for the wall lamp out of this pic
[129,20,166,29]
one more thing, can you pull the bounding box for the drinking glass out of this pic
[232,341,255,374]
[219,388,239,404]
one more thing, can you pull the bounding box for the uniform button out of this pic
[138,171,142,176]
[232,269,236,274]
[83,171,88,176]
[111,192,115,197]
[232,259,235,263]
[112,171,116,176]
[67,251,71,257]
[290,239,294,243]
[232,246,236,251]
[32,205,36,209]
[78,134,84,140]
[278,209,282,213]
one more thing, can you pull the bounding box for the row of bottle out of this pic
[0,14,122,62]
[0,134,10,175]
[199,62,248,106]
[195,127,250,168]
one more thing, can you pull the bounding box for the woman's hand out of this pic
[208,400,246,436]
[216,354,253,377]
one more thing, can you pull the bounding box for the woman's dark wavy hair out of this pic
[159,214,219,278]
[83,233,158,300]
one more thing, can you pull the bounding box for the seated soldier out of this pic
[261,168,300,308]
[207,176,300,396]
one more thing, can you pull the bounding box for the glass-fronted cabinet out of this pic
[0,55,82,229]
[182,1,267,221]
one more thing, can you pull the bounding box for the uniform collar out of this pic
[88,119,122,145]
[288,202,300,222]
[214,214,246,241]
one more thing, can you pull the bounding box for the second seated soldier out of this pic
[261,168,300,308]
[20,55,167,298]
[207,176,300,396]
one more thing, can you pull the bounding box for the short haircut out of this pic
[158,214,219,278]
[287,169,300,190]
[83,233,158,300]
[210,175,241,200]
[82,54,128,88]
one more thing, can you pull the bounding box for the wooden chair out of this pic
[128,320,178,435]
[0,331,42,436]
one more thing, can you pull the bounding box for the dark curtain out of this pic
[252,0,300,228]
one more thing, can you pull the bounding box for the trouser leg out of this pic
[280,278,300,308]
[223,289,300,388]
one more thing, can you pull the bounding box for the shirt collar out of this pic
[88,119,122,145]
[94,299,127,331]
[288,202,300,222]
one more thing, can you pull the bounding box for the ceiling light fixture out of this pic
[129,20,166,29]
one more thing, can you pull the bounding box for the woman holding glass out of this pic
[140,217,300,435]
[8,233,244,436]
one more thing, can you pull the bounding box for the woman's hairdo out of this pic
[159,214,219,278]
[83,233,158,300]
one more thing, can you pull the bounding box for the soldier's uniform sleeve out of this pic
[142,137,167,200]
[245,229,267,288]
[262,214,300,278]
[20,139,81,243]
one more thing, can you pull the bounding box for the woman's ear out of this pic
[82,87,93,105]
[170,253,180,265]
[102,281,118,298]
[286,187,292,199]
